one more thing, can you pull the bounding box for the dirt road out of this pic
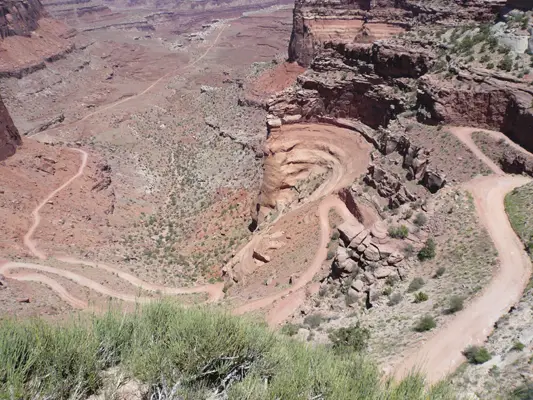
[394,127,533,383]
[233,195,359,320]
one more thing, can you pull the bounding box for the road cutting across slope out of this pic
[394,126,533,383]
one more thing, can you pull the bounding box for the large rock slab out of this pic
[337,221,364,244]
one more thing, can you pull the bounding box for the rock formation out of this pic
[288,0,506,67]
[272,0,533,152]
[0,94,21,160]
[0,0,45,39]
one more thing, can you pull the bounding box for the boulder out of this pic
[372,242,396,259]
[349,229,370,248]
[356,244,367,253]
[338,221,364,244]
[364,244,381,261]
[339,258,358,273]
[336,246,350,264]
[267,118,282,129]
[351,279,365,292]
[422,169,446,193]
[363,271,376,285]
[375,267,393,279]
[253,250,271,263]
[387,252,404,265]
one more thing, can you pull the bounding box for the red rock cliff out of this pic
[0,0,46,39]
[0,94,21,160]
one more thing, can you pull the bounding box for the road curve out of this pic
[233,195,359,318]
[24,148,88,260]
[394,127,533,383]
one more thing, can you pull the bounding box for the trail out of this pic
[394,126,533,383]
[30,25,227,138]
[233,196,359,321]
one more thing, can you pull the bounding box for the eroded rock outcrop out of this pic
[288,0,505,67]
[0,94,21,160]
[0,0,45,39]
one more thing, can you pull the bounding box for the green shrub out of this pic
[408,277,425,292]
[331,231,340,240]
[327,250,335,260]
[414,212,428,227]
[480,54,491,63]
[383,286,393,296]
[499,54,514,72]
[487,62,495,69]
[463,345,492,364]
[414,291,429,303]
[280,323,300,337]
[447,295,465,314]
[0,302,455,400]
[433,266,446,278]
[414,315,436,332]
[328,322,370,353]
[303,313,324,329]
[388,225,409,239]
[388,292,403,306]
[418,239,436,261]
[510,382,533,400]
[511,341,526,352]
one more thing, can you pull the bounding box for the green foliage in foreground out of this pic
[505,183,533,260]
[0,302,455,399]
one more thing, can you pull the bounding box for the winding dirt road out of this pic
[394,127,533,383]
[233,195,359,321]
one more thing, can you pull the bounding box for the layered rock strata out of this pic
[0,95,21,160]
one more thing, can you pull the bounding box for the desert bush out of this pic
[418,239,436,261]
[382,286,393,296]
[480,54,491,63]
[433,266,446,278]
[280,323,300,337]
[331,231,340,241]
[499,54,514,72]
[510,382,533,400]
[328,322,370,354]
[511,341,526,352]
[408,277,425,293]
[388,292,403,306]
[447,295,465,314]
[463,345,492,364]
[486,62,495,69]
[414,315,436,332]
[0,302,455,399]
[414,291,429,303]
[388,225,409,239]
[303,313,324,329]
[414,212,428,227]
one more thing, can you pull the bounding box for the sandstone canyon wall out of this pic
[0,94,21,160]
[276,0,533,151]
[288,0,505,67]
[0,0,45,38]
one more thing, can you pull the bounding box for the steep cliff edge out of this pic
[0,94,21,160]
[0,0,74,76]
[274,2,533,151]
[288,0,505,67]
[0,0,45,38]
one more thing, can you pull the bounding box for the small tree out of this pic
[408,277,425,292]
[388,225,409,239]
[463,345,492,364]
[413,212,427,227]
[418,239,436,261]
[328,322,370,353]
[414,291,429,303]
[498,54,514,72]
[414,315,436,332]
[447,295,464,314]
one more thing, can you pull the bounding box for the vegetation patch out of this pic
[505,182,533,260]
[0,302,454,399]
[463,345,492,364]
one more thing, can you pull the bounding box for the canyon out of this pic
[1,0,533,397]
